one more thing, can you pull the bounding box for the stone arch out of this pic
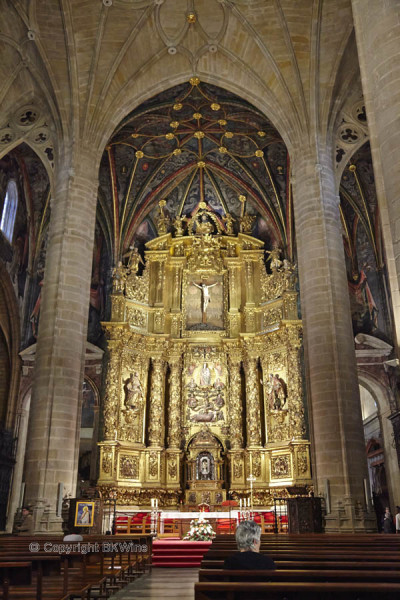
[357,370,400,511]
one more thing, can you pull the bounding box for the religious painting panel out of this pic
[184,347,227,427]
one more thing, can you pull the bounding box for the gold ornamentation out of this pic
[173,103,183,111]
[257,131,266,137]
[135,150,144,158]
[131,133,139,138]
[197,160,206,168]
[173,148,182,155]
[189,77,200,86]
[271,455,291,478]
[126,307,146,328]
[168,358,182,447]
[194,131,205,139]
[239,214,256,234]
[170,121,179,129]
[225,131,234,138]
[120,455,139,479]
[148,358,166,446]
[149,452,159,477]
[168,458,177,479]
[211,103,220,111]
[102,450,113,475]
[193,113,202,120]
[269,411,289,442]
[233,459,243,479]
[255,149,264,157]
[252,451,261,478]
[297,448,308,475]
[165,132,175,140]
[219,146,228,153]
[262,306,282,328]
[125,268,149,303]
[218,119,227,126]
[244,357,262,446]
[187,12,196,23]
[229,358,243,449]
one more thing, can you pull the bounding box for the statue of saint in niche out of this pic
[266,373,287,410]
[192,281,219,323]
[124,372,143,410]
[200,363,212,386]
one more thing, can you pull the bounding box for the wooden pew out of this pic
[195,581,400,600]
[198,568,400,583]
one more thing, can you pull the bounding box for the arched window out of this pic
[0,180,18,242]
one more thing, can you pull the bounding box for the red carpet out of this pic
[152,538,212,567]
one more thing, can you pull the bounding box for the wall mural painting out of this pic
[340,143,392,342]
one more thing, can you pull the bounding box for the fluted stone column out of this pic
[148,357,166,447]
[228,355,243,449]
[292,144,375,531]
[244,356,261,447]
[24,146,100,532]
[352,0,400,349]
[167,356,182,449]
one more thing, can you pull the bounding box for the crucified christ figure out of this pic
[192,281,219,323]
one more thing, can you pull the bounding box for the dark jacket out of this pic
[224,550,276,570]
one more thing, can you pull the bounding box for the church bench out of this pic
[198,568,400,583]
[0,562,31,600]
[201,559,400,570]
[194,581,400,600]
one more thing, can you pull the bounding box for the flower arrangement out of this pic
[184,517,216,541]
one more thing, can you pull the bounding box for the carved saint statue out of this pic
[124,371,143,410]
[192,281,219,323]
[222,213,235,235]
[200,363,212,386]
[266,373,287,410]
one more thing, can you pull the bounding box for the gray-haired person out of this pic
[224,520,276,570]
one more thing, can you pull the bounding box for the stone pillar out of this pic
[167,356,182,448]
[23,147,100,532]
[228,354,243,449]
[244,356,261,447]
[292,145,375,531]
[148,357,166,447]
[351,0,400,349]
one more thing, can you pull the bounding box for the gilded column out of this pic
[244,356,262,447]
[167,356,182,448]
[148,357,166,447]
[228,354,243,449]
[103,336,123,440]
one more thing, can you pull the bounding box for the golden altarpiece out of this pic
[98,203,311,507]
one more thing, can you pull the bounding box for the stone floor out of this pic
[110,568,198,599]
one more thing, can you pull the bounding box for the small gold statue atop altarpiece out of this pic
[98,204,311,507]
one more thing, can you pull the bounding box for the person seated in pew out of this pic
[224,520,276,570]
[16,506,34,536]
[63,528,83,541]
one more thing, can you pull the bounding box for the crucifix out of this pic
[192,281,219,323]
[247,473,256,510]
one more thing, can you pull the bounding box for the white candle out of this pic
[151,498,154,508]
[156,498,158,508]
[240,499,242,509]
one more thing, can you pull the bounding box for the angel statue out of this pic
[122,246,144,274]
